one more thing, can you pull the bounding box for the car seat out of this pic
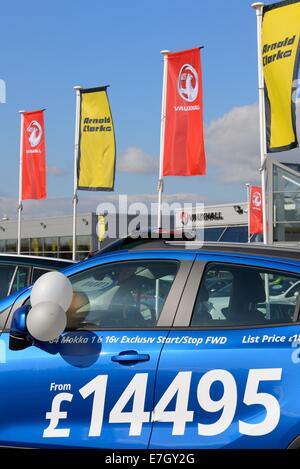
[192,284,214,326]
[222,269,267,325]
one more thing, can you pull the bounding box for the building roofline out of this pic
[0,253,73,263]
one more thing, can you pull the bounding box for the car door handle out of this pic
[111,350,150,363]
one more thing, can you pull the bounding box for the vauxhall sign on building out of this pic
[175,203,248,229]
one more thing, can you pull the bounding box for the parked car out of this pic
[0,254,73,298]
[0,242,300,448]
[269,279,300,304]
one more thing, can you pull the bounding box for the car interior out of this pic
[192,264,299,326]
[66,261,178,329]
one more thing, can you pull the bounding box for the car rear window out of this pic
[191,263,300,327]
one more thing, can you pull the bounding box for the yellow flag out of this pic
[78,87,116,190]
[262,0,300,152]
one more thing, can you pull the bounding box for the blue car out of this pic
[1,241,300,449]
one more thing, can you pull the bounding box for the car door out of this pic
[0,251,194,448]
[150,254,300,449]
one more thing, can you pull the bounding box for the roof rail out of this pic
[91,238,300,262]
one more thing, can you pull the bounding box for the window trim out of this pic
[8,265,31,296]
[173,259,300,329]
[7,266,18,296]
[294,282,300,322]
[173,260,206,327]
[30,267,52,285]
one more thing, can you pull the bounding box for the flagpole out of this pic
[157,50,170,229]
[17,110,25,255]
[252,2,268,244]
[246,183,251,243]
[72,85,81,261]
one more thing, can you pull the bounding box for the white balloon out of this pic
[27,301,67,342]
[31,271,73,312]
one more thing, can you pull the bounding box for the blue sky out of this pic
[0,0,298,217]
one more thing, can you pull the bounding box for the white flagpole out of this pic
[72,85,82,261]
[246,183,251,243]
[17,110,25,255]
[252,2,268,244]
[157,50,170,229]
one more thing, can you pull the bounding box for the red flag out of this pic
[250,186,263,235]
[22,110,46,200]
[163,47,206,176]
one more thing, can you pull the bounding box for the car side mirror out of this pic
[9,305,34,351]
[10,301,68,351]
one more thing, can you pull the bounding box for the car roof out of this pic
[0,253,74,269]
[165,242,300,262]
[98,238,300,263]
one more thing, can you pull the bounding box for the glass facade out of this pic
[273,163,300,242]
[30,238,43,255]
[6,239,17,253]
[203,226,262,243]
[44,237,59,257]
[219,226,248,243]
[2,235,92,260]
[203,227,225,241]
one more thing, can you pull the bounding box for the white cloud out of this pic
[205,103,261,183]
[47,166,67,176]
[205,102,300,184]
[0,193,205,220]
[118,147,158,174]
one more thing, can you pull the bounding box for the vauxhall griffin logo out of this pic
[177,64,198,102]
[27,120,42,148]
[252,191,262,208]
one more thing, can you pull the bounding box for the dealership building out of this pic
[0,213,98,260]
[0,160,299,258]
[176,160,300,246]
[0,212,173,260]
[0,207,253,260]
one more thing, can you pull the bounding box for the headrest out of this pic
[198,285,209,302]
[66,292,90,328]
[231,269,266,304]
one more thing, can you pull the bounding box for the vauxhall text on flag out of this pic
[250,186,263,235]
[162,47,206,176]
[262,0,300,152]
[22,110,46,200]
[77,87,116,191]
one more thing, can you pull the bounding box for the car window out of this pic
[191,263,300,327]
[10,266,30,294]
[66,260,179,329]
[0,264,17,297]
[31,267,51,284]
